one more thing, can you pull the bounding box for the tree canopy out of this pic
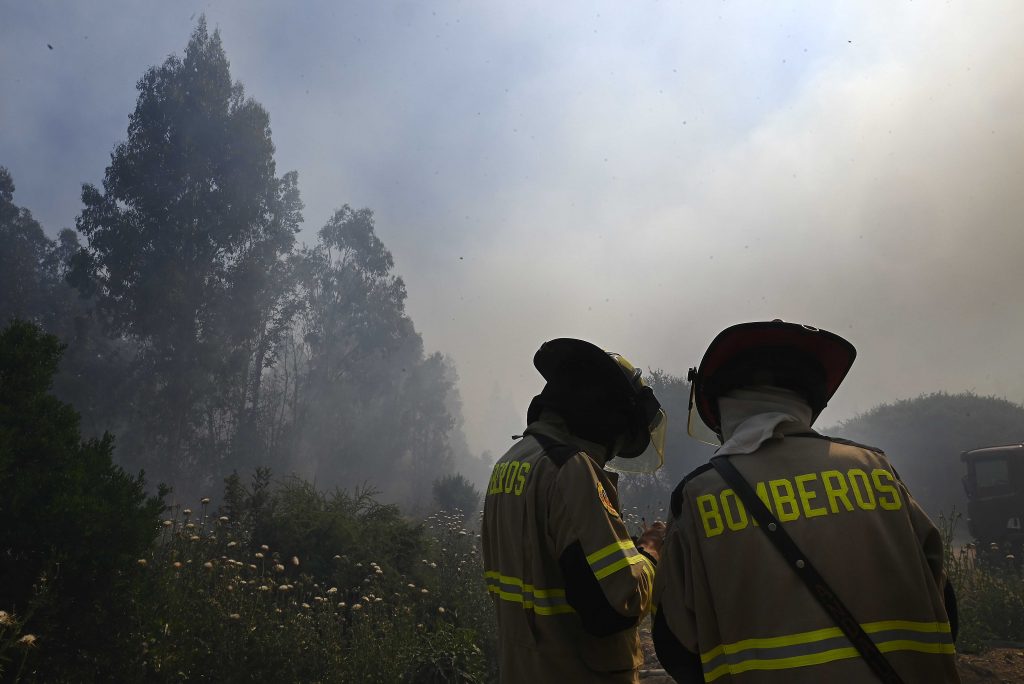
[0,18,484,504]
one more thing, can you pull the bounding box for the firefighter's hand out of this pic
[635,521,667,562]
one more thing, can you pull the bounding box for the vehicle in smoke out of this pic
[961,443,1024,558]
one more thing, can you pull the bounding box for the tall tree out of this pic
[0,167,60,327]
[73,19,302,488]
[286,206,456,500]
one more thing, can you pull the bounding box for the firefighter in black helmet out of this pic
[653,320,960,683]
[481,338,668,683]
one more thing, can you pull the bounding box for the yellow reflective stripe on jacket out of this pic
[700,620,954,682]
[483,571,575,616]
[586,540,652,581]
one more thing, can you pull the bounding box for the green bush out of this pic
[432,474,480,519]
[112,476,494,682]
[0,320,164,680]
[940,510,1024,653]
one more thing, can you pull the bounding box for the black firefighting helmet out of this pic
[689,321,857,439]
[527,338,667,472]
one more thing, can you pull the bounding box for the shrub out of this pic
[0,319,164,679]
[940,510,1024,653]
[432,474,480,519]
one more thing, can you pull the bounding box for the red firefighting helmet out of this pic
[689,320,856,437]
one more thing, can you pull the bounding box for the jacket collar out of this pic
[524,412,613,467]
[716,386,814,456]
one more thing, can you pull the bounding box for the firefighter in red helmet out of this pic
[653,320,960,683]
[482,338,668,683]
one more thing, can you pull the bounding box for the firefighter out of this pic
[653,320,960,683]
[482,338,669,683]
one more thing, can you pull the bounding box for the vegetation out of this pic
[0,320,494,681]
[940,511,1024,654]
[830,392,1024,520]
[0,321,165,679]
[432,474,481,520]
[0,19,486,502]
[2,484,495,682]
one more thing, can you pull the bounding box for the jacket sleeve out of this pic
[899,476,959,638]
[548,452,655,637]
[651,517,704,683]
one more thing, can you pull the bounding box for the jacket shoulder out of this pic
[792,431,886,455]
[526,431,582,467]
[670,462,715,518]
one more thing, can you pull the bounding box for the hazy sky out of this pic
[3,1,1024,456]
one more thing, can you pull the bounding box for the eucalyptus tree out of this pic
[73,19,303,487]
[288,205,456,500]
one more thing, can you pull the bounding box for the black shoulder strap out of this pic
[523,429,580,467]
[710,456,905,684]
[670,462,714,518]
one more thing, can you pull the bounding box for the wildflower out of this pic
[0,611,13,626]
[338,602,346,609]
[172,561,182,569]
[201,497,211,504]
[420,588,429,595]
[185,523,196,530]
[355,562,363,568]
[407,583,416,589]
[1007,554,1017,561]
[17,634,37,648]
[438,606,446,614]
[249,564,257,571]
[374,597,383,603]
[255,552,264,559]
[301,603,311,609]
[227,584,235,592]
[333,554,342,560]
[219,516,229,523]
[327,587,338,594]
[260,544,269,551]
[137,558,148,567]
[274,564,285,573]
[279,585,289,592]
[275,607,283,614]
[227,541,237,548]
[259,585,270,592]
[203,562,214,570]
[162,520,174,527]
[183,508,192,516]
[991,542,1000,551]
[430,562,437,569]
[352,604,363,611]
[417,623,424,629]
[229,613,241,620]
[190,535,200,541]
[291,556,300,567]
[375,567,383,575]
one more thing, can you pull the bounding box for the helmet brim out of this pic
[694,322,856,434]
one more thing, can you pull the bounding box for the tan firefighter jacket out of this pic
[481,415,656,683]
[652,426,960,683]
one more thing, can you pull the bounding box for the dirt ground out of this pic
[957,648,1024,683]
[638,621,1024,682]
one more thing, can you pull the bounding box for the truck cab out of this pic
[961,444,1024,551]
